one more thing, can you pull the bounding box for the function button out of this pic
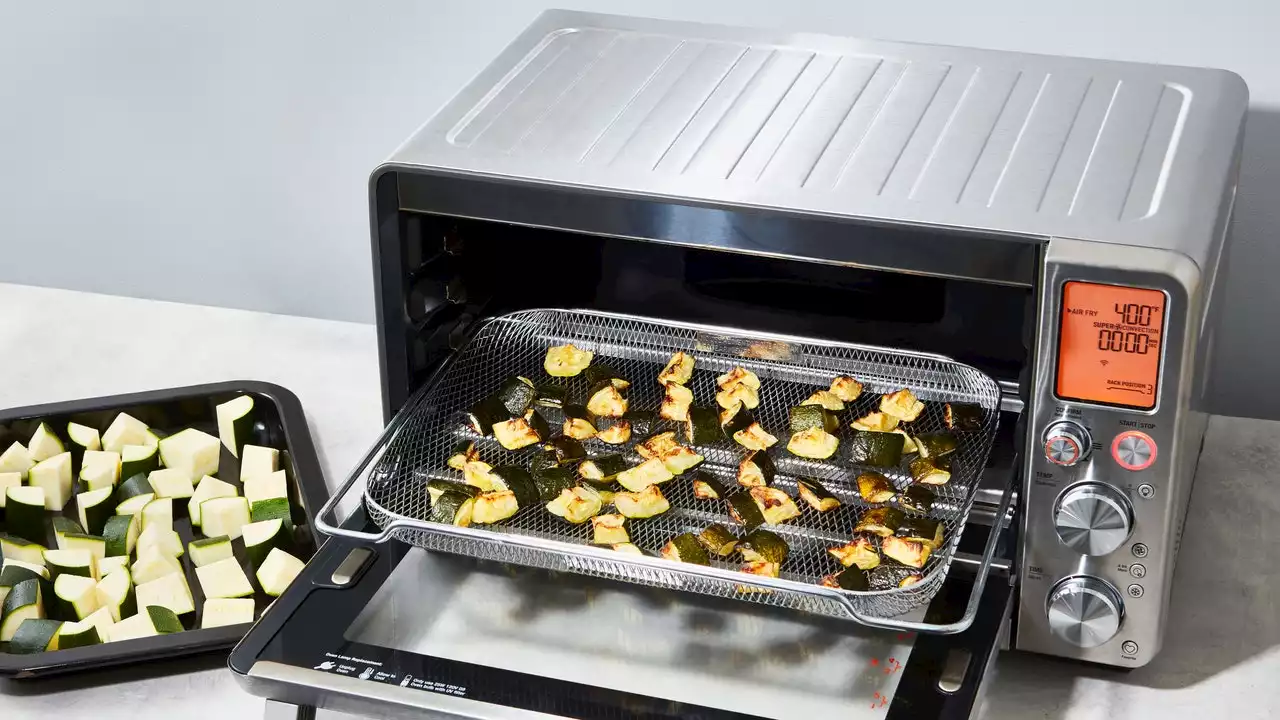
[1112,431,1157,471]
[1138,484,1156,499]
[1127,584,1144,599]
[1129,564,1146,579]
[1122,640,1139,655]
[1131,543,1149,558]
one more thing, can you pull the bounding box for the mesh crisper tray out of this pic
[362,310,1001,623]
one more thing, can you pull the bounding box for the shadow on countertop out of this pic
[980,412,1280,718]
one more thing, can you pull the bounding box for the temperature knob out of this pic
[1043,421,1091,467]
[1053,483,1134,556]
[1047,576,1125,648]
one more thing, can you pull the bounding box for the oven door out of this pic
[229,402,1020,720]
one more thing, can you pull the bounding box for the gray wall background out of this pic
[1,1,1277,417]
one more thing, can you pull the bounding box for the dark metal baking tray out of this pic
[0,381,328,678]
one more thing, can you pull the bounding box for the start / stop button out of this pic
[1112,431,1157,471]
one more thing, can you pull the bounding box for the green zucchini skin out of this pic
[855,507,906,537]
[915,432,958,458]
[944,403,984,432]
[467,396,510,436]
[740,529,789,564]
[495,376,537,416]
[796,477,841,512]
[584,364,628,388]
[430,491,475,526]
[737,450,776,487]
[534,383,568,409]
[691,471,729,500]
[721,405,756,436]
[427,479,480,501]
[490,466,539,507]
[578,454,628,482]
[899,485,937,513]
[116,473,154,501]
[544,436,586,465]
[446,440,478,470]
[897,517,945,549]
[846,430,905,468]
[856,472,897,503]
[789,405,839,434]
[663,533,710,565]
[868,565,923,591]
[525,411,551,443]
[593,415,632,444]
[685,407,723,445]
[623,410,656,438]
[532,466,577,502]
[563,403,592,421]
[823,567,870,591]
[696,524,739,556]
[909,456,952,485]
[726,491,766,531]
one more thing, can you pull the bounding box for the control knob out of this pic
[1053,483,1134,556]
[1043,421,1091,467]
[1047,576,1125,648]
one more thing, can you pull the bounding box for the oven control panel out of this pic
[1016,242,1207,668]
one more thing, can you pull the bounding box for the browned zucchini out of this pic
[822,566,870,591]
[658,351,695,385]
[594,416,631,445]
[660,445,704,475]
[726,490,765,530]
[801,390,844,412]
[879,389,925,421]
[916,432,958,459]
[737,450,776,487]
[899,485,937,513]
[789,405,839,433]
[828,535,880,570]
[446,440,478,470]
[749,486,801,525]
[636,431,680,460]
[545,485,604,524]
[829,376,863,402]
[562,404,596,441]
[796,477,841,512]
[613,485,670,518]
[897,517,945,549]
[544,436,586,465]
[733,422,778,451]
[544,344,593,377]
[493,412,545,450]
[850,411,899,432]
[846,430,905,467]
[856,472,896,503]
[909,456,952,485]
[662,533,710,565]
[691,471,728,500]
[882,535,931,568]
[659,382,694,422]
[854,507,905,537]
[617,458,674,492]
[696,524,739,557]
[739,529,789,564]
[590,513,628,544]
[786,427,838,459]
[586,381,628,418]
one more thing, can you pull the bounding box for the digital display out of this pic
[1055,281,1165,409]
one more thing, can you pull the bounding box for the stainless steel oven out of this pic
[230,10,1246,719]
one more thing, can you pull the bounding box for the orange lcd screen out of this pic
[1055,282,1165,409]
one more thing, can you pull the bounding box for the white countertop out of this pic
[1,283,1278,719]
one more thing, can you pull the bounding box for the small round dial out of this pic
[1043,421,1092,467]
[1047,576,1125,648]
[1053,483,1134,556]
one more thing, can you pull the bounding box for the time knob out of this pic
[1043,421,1091,467]
[1047,576,1125,648]
[1053,483,1134,556]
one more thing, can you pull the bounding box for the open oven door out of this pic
[229,405,1020,720]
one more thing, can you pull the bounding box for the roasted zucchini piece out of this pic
[893,428,919,454]
[489,466,539,506]
[854,507,905,537]
[578,454,628,482]
[897,517,945,549]
[544,344,593,377]
[857,471,897,503]
[496,376,537,416]
[533,383,567,409]
[662,533,710,565]
[850,411,899,432]
[430,491,475,527]
[909,456,952,485]
[801,390,844,412]
[661,446,704,476]
[846,430,905,467]
[915,432,958,459]
[685,406,723,445]
[696,524,739,557]
[786,428,839,459]
[829,376,864,402]
[617,458,675,492]
[463,460,501,491]
[586,381,629,418]
[868,565,922,590]
[740,528,789,564]
[880,388,925,421]
[614,485,671,518]
[546,485,604,524]
[789,405,839,434]
[658,351,695,385]
[899,574,924,588]
[446,439,479,471]
[796,477,841,512]
[822,566,870,591]
[691,471,728,500]
[733,422,778,451]
[532,465,577,502]
[611,543,644,555]
[660,382,694,422]
[749,486,801,525]
[726,490,766,531]
[597,489,617,506]
[637,431,680,460]
[493,414,544,451]
[544,436,586,465]
[591,513,629,544]
[561,404,597,441]
[427,480,480,506]
[899,485,937,513]
[584,364,630,390]
[466,395,510,436]
[882,535,931,568]
[828,535,880,570]
[740,561,780,580]
[627,410,657,437]
[594,416,631,445]
[472,490,519,524]
[716,383,760,411]
[737,450,777,487]
[721,404,755,436]
[945,402,984,432]
[717,366,761,390]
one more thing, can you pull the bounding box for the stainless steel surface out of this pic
[1052,483,1134,556]
[263,700,314,720]
[1045,575,1125,648]
[1017,238,1211,667]
[382,10,1247,275]
[320,308,1002,628]
[1043,420,1091,467]
[330,547,373,586]
[337,549,916,720]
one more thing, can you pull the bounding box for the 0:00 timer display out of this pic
[1097,303,1160,354]
[1056,283,1165,410]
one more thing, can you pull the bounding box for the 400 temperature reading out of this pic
[1097,329,1154,354]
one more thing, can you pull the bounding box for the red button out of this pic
[1112,431,1157,471]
